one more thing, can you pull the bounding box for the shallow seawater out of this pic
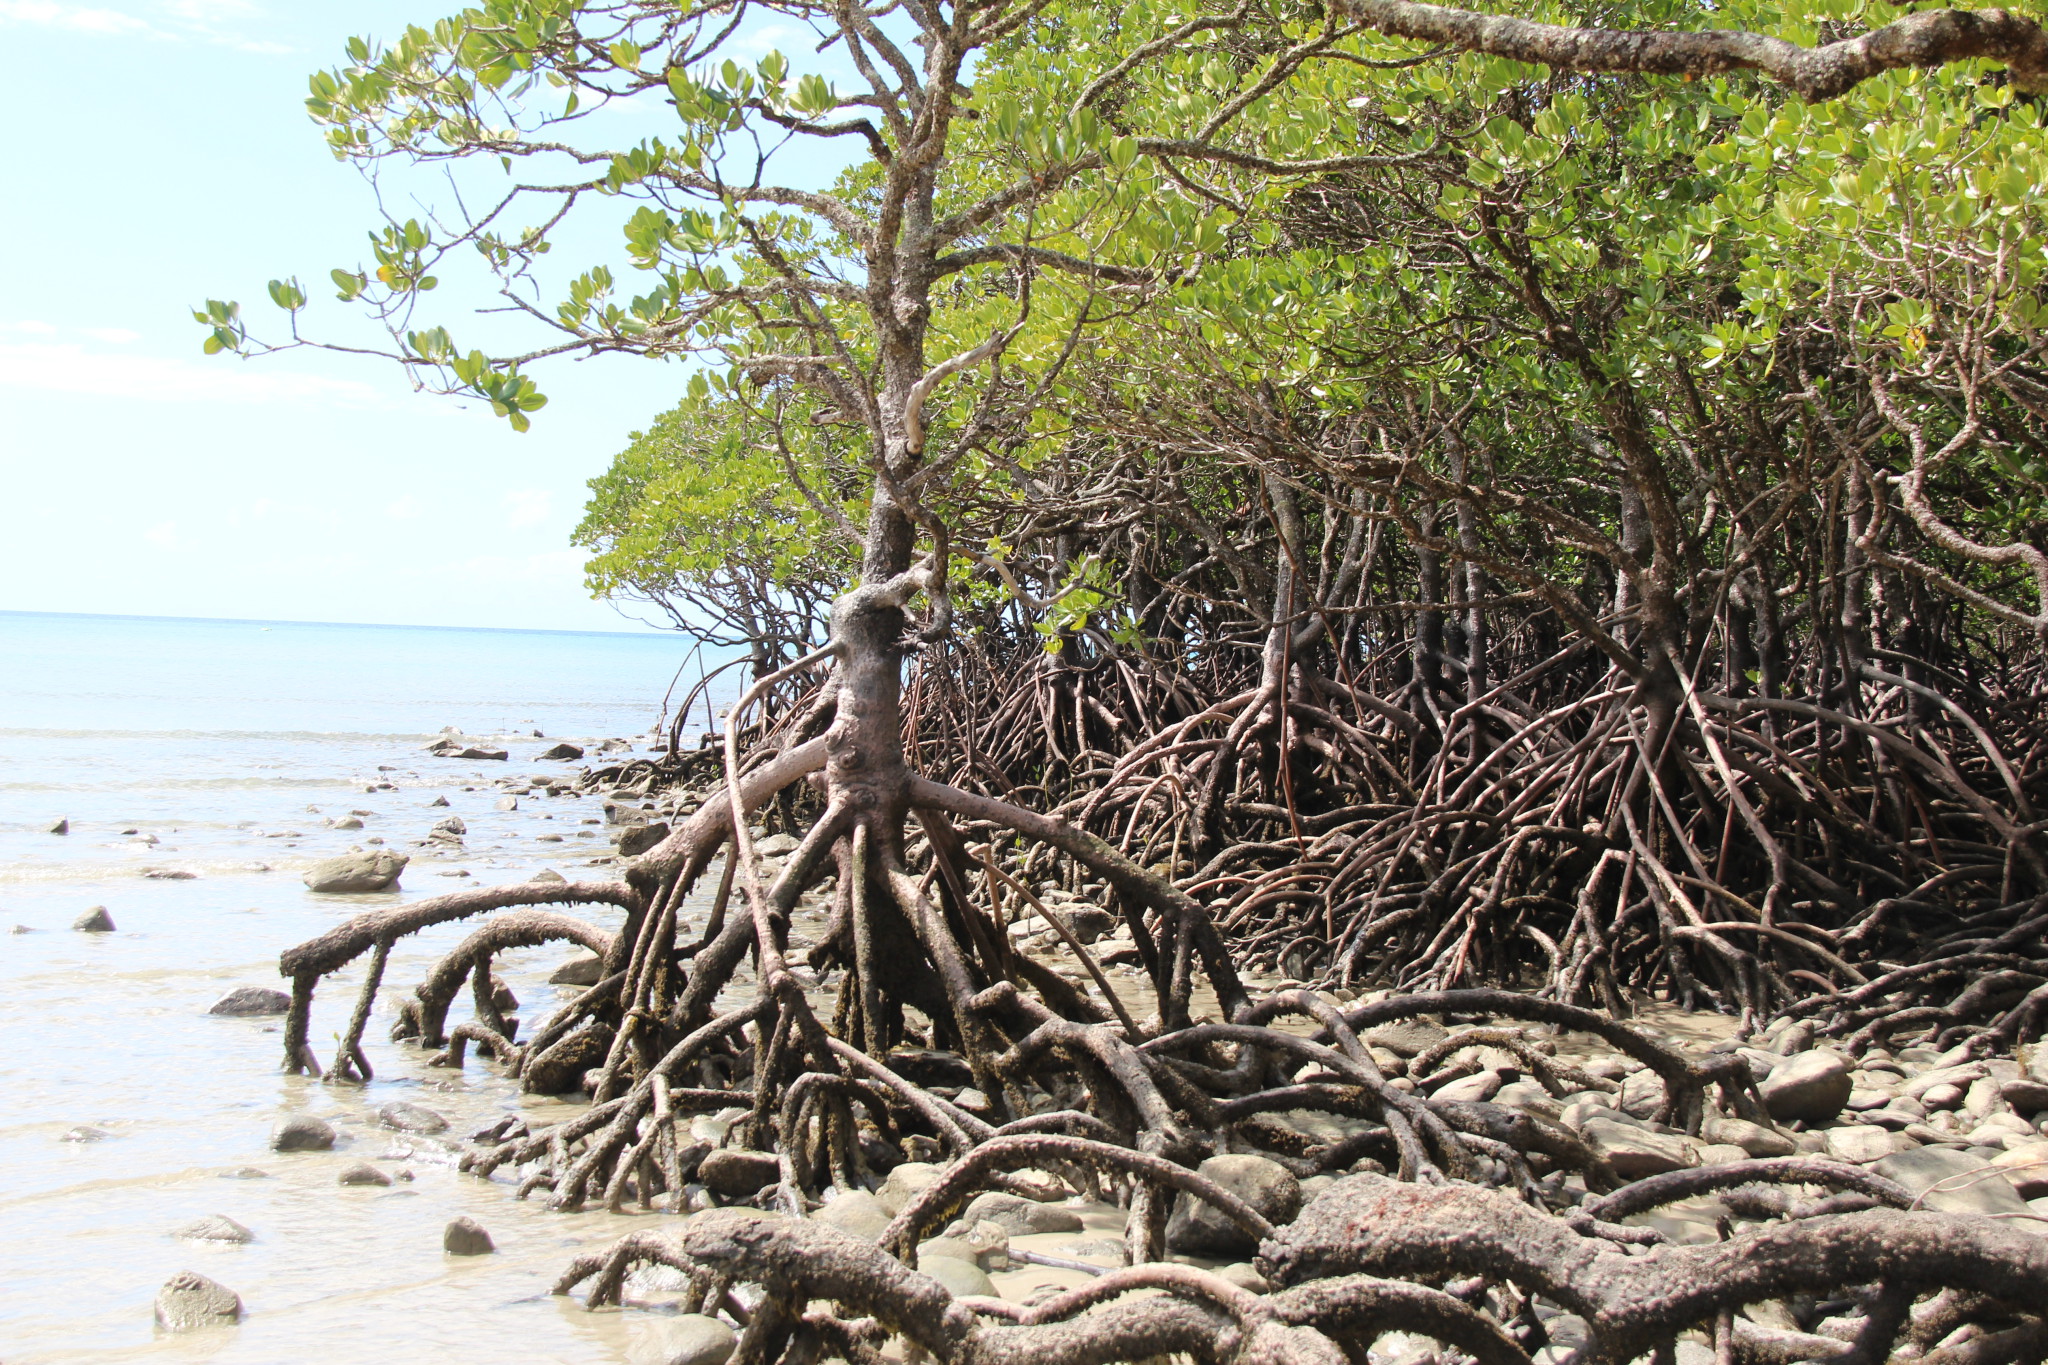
[0,611,739,1363]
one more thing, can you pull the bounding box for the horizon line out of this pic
[0,606,682,641]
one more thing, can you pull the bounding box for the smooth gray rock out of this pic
[1822,1125,1916,1164]
[47,817,69,834]
[329,815,364,830]
[1434,1070,1505,1104]
[73,905,115,932]
[1760,1050,1854,1124]
[174,1215,254,1244]
[1165,1154,1302,1256]
[530,868,568,884]
[754,832,801,857]
[270,1115,337,1152]
[302,850,407,893]
[209,986,290,1017]
[1581,1118,1700,1179]
[443,1215,494,1254]
[697,1148,780,1196]
[377,1102,450,1135]
[538,742,585,761]
[2002,1078,2048,1115]
[1873,1146,2035,1218]
[963,1190,1085,1234]
[877,1161,946,1215]
[917,1254,997,1299]
[632,1312,737,1365]
[495,795,519,811]
[617,823,672,857]
[550,953,604,986]
[813,1189,894,1241]
[338,1161,392,1186]
[1361,1019,1447,1057]
[154,1270,241,1331]
[1700,1116,1797,1158]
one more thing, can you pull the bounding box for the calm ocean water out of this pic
[0,611,740,1363]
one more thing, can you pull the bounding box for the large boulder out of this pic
[303,851,407,894]
[1759,1050,1854,1124]
[209,986,290,1017]
[154,1271,242,1331]
[1165,1154,1302,1257]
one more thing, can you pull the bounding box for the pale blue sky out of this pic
[0,1,851,632]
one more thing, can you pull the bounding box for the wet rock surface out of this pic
[154,1271,242,1331]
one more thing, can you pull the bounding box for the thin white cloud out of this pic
[0,341,386,408]
[0,0,289,50]
[0,2,150,34]
[3,319,60,335]
[80,326,141,344]
[502,489,553,529]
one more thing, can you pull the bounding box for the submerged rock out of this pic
[630,1313,736,1365]
[302,851,407,894]
[154,1271,242,1331]
[72,906,115,932]
[538,742,584,761]
[62,1124,114,1143]
[550,953,604,986]
[47,817,69,834]
[270,1116,337,1152]
[377,1102,450,1135]
[173,1215,254,1244]
[443,1216,494,1255]
[209,986,290,1017]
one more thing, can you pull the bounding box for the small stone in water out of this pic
[72,906,116,932]
[443,1216,495,1255]
[377,1102,450,1135]
[62,1124,114,1143]
[338,1161,392,1187]
[47,817,69,834]
[429,794,451,807]
[270,1116,337,1152]
[174,1215,254,1243]
[154,1270,242,1332]
[218,1167,270,1180]
[209,986,291,1016]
